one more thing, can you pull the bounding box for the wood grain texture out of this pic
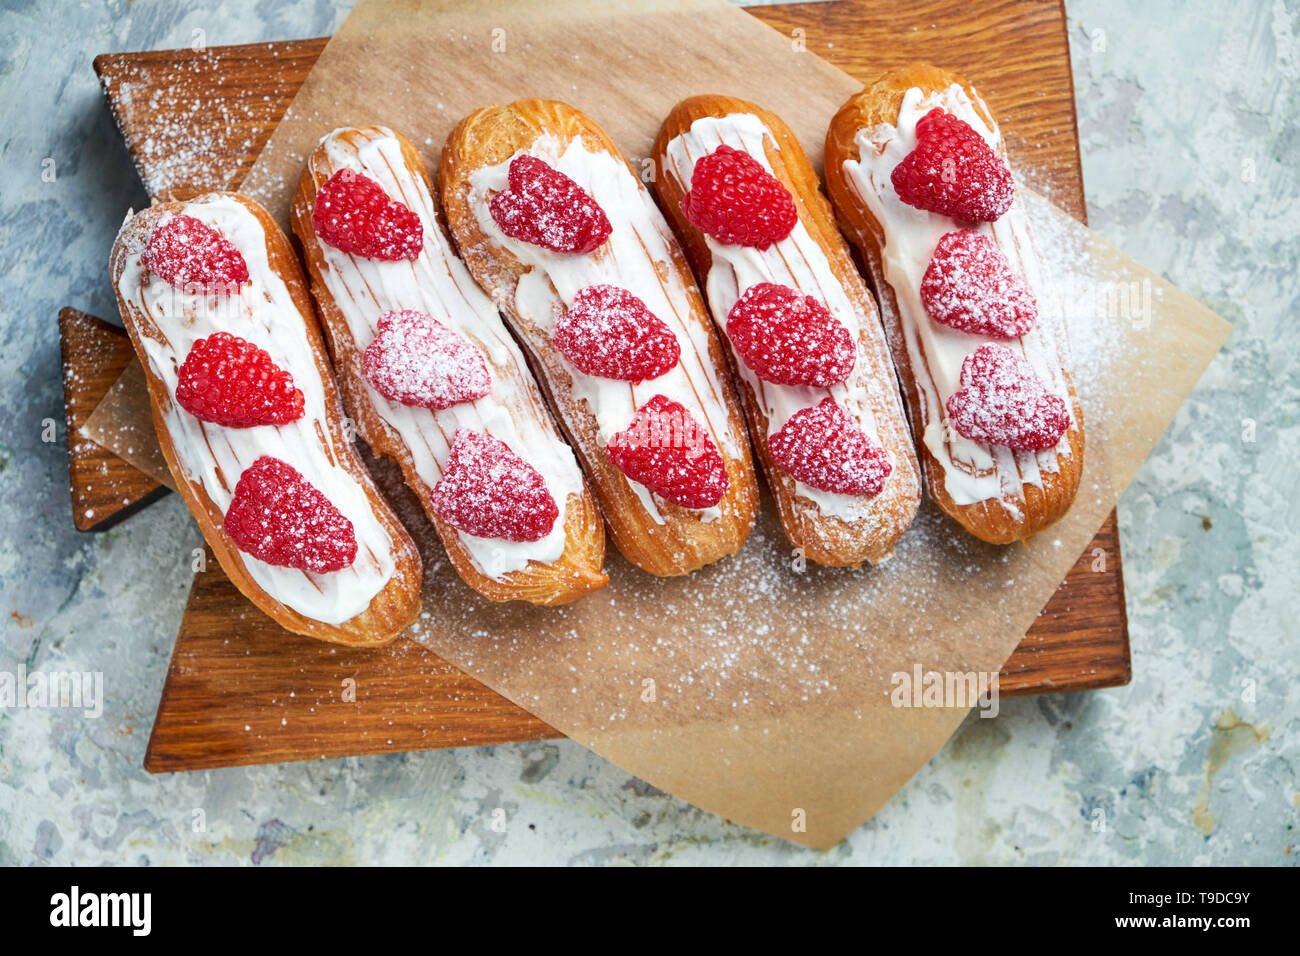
[94,38,327,201]
[145,550,557,772]
[59,308,167,531]
[76,0,1129,771]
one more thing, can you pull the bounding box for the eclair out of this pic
[654,96,922,567]
[439,99,759,576]
[291,125,607,606]
[825,64,1084,543]
[110,192,422,646]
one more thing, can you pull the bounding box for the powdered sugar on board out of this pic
[97,43,317,199]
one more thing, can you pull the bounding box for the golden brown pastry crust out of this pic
[824,63,1084,544]
[290,126,607,606]
[652,95,922,567]
[110,192,422,646]
[438,99,759,577]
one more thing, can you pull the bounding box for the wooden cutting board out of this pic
[77,0,1130,772]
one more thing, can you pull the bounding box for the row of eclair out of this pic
[110,63,1083,646]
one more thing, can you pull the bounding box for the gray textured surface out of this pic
[0,0,1295,865]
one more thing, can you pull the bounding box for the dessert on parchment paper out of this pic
[825,63,1084,544]
[111,192,422,645]
[654,95,922,567]
[292,124,607,606]
[439,99,759,577]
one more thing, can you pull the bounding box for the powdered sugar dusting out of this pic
[768,397,892,496]
[946,344,1071,451]
[891,108,1015,222]
[489,154,611,254]
[313,167,423,260]
[142,213,249,291]
[553,283,680,382]
[395,179,1143,751]
[920,229,1038,338]
[725,282,856,388]
[606,395,729,509]
[431,430,558,543]
[101,47,291,199]
[362,309,491,410]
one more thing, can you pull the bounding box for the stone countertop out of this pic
[0,0,1294,865]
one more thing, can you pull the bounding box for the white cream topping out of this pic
[312,127,585,579]
[842,85,1073,510]
[116,195,395,625]
[467,135,741,525]
[663,112,896,521]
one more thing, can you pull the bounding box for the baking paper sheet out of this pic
[82,359,175,490]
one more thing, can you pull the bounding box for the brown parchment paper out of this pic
[82,360,175,490]
[97,0,1229,847]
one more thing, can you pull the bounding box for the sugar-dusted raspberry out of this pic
[767,398,891,496]
[945,344,1070,451]
[605,394,728,509]
[553,284,680,382]
[489,154,612,255]
[312,168,423,260]
[362,309,491,410]
[431,430,559,542]
[681,144,797,250]
[891,108,1014,223]
[726,282,855,387]
[142,213,249,294]
[224,456,357,573]
[920,229,1036,338]
[175,332,304,428]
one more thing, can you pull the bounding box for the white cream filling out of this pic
[663,112,895,521]
[841,84,1073,510]
[313,127,585,579]
[117,195,395,625]
[467,135,742,525]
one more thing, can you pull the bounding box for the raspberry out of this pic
[767,398,891,496]
[362,309,492,410]
[681,144,797,250]
[175,332,305,428]
[920,230,1036,338]
[142,213,249,293]
[945,344,1070,451]
[605,394,728,509]
[224,456,357,573]
[431,430,559,542]
[312,168,423,260]
[553,284,680,382]
[489,154,611,254]
[891,109,1014,223]
[725,282,855,387]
